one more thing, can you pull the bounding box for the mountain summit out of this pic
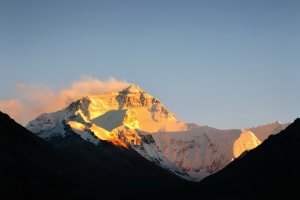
[26,84,289,181]
[27,84,190,179]
[27,84,182,144]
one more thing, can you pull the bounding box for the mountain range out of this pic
[175,118,300,199]
[0,84,297,199]
[26,84,289,181]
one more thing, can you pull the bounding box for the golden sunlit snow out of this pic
[27,84,285,181]
[67,85,180,148]
[233,130,261,158]
[67,85,263,160]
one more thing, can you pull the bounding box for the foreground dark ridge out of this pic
[0,111,193,199]
[0,111,81,199]
[1,110,299,199]
[175,118,300,199]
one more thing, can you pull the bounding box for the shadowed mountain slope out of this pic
[0,111,82,199]
[0,111,192,199]
[176,118,300,199]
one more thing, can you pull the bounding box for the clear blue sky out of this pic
[1,0,299,129]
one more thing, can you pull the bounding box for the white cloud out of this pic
[0,76,130,126]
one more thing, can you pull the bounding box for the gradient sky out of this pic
[1,0,299,129]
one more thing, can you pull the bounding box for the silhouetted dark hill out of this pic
[0,111,191,199]
[5,109,298,200]
[0,111,83,199]
[49,127,193,199]
[180,118,300,199]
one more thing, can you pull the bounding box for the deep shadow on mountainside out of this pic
[2,110,299,199]
[173,118,300,199]
[0,111,192,200]
[0,111,82,199]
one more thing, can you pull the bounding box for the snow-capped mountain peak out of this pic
[66,84,178,130]
[26,84,290,182]
[26,84,192,180]
[26,84,179,141]
[121,84,145,94]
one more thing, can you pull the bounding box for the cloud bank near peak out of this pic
[0,76,130,126]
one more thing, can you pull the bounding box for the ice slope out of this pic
[151,122,290,181]
[152,127,261,181]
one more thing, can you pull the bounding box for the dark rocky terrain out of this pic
[0,111,191,199]
[1,110,299,199]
